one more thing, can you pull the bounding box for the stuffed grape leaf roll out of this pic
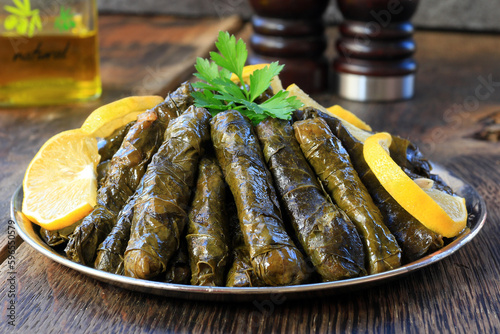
[293,117,401,274]
[295,108,443,262]
[186,156,229,286]
[256,118,366,280]
[226,247,264,287]
[65,84,193,266]
[94,193,138,274]
[65,110,167,265]
[96,122,134,186]
[65,83,192,265]
[211,110,310,286]
[225,197,265,287]
[163,238,191,285]
[94,84,196,273]
[40,220,80,248]
[98,122,134,161]
[124,106,211,279]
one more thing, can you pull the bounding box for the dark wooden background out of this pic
[0,15,499,333]
[98,0,500,32]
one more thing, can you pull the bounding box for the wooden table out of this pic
[1,15,499,333]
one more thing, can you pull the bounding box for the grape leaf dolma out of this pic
[96,122,134,186]
[92,83,195,271]
[211,110,310,286]
[226,243,265,287]
[295,108,443,262]
[186,156,229,286]
[124,106,211,279]
[94,193,138,274]
[40,220,81,248]
[225,197,265,287]
[256,118,366,281]
[65,83,194,266]
[163,237,191,285]
[65,110,167,265]
[293,117,402,274]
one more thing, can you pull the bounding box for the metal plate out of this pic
[11,163,487,302]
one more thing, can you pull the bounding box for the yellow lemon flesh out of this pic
[363,132,467,238]
[285,83,372,132]
[81,95,163,138]
[22,129,100,231]
[230,63,284,94]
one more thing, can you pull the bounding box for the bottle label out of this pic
[2,0,77,37]
[12,41,70,61]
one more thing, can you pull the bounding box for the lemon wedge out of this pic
[22,129,100,230]
[286,83,372,131]
[326,105,372,131]
[363,132,467,237]
[230,63,284,94]
[81,95,163,138]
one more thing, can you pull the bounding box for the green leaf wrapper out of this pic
[65,83,193,266]
[295,108,444,263]
[163,237,191,285]
[65,111,166,265]
[293,117,402,274]
[186,156,230,286]
[94,193,137,275]
[256,118,366,281]
[124,105,211,279]
[225,196,266,287]
[211,110,310,286]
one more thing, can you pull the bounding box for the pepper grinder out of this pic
[334,0,419,101]
[248,0,329,93]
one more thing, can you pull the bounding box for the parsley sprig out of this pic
[192,31,303,125]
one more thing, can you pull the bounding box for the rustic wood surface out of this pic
[1,16,499,333]
[99,15,242,97]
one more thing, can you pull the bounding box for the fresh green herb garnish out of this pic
[192,31,303,125]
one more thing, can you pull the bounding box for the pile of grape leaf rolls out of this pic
[56,83,452,287]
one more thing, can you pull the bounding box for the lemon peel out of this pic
[363,132,467,237]
[81,95,163,138]
[286,83,372,131]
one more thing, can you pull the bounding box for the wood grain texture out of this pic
[99,15,242,96]
[1,21,499,333]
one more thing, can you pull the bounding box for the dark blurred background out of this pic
[98,0,500,32]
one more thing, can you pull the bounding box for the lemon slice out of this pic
[81,95,164,138]
[230,63,284,94]
[286,83,372,131]
[22,129,100,231]
[363,132,467,237]
[326,105,372,131]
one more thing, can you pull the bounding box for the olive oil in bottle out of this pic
[0,0,101,106]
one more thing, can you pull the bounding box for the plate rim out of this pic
[11,163,487,301]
